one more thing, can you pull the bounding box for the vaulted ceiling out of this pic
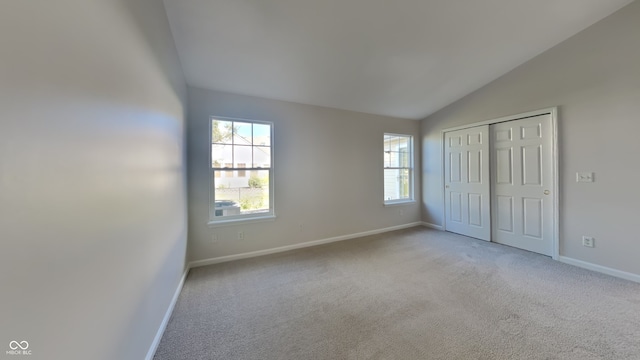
[163,0,632,119]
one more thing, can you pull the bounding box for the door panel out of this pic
[468,194,482,226]
[450,153,461,182]
[497,196,514,232]
[496,148,512,184]
[521,124,541,139]
[491,114,553,255]
[495,128,512,142]
[450,192,463,222]
[523,198,543,238]
[468,151,482,183]
[468,132,482,145]
[444,125,490,241]
[522,145,542,185]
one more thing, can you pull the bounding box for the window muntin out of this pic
[384,134,413,203]
[210,117,274,223]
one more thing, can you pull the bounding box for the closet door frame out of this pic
[440,107,559,259]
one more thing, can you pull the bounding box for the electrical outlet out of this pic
[582,236,595,248]
[237,231,244,240]
[299,223,303,232]
[211,234,219,243]
[399,209,404,216]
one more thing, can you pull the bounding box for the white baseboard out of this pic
[189,222,423,268]
[557,256,640,284]
[146,267,190,360]
[421,222,444,231]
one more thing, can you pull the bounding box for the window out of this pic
[237,163,246,177]
[224,163,233,177]
[384,134,413,204]
[210,117,274,223]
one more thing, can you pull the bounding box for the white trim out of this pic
[209,116,275,224]
[421,222,444,230]
[383,133,415,205]
[440,107,557,133]
[208,214,276,227]
[189,222,423,268]
[440,107,559,259]
[383,200,417,207]
[145,268,190,360]
[550,108,559,260]
[440,130,446,234]
[557,256,640,284]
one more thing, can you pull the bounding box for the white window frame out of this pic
[208,116,275,226]
[383,133,414,205]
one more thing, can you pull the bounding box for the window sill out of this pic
[208,214,276,228]
[384,200,416,207]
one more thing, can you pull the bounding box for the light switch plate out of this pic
[576,172,594,182]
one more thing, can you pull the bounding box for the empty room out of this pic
[2,0,640,359]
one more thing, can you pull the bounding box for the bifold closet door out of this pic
[444,125,490,241]
[491,114,553,256]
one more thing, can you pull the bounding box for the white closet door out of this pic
[491,114,554,255]
[444,125,490,241]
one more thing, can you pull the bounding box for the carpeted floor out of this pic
[154,227,640,360]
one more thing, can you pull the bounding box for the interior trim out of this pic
[558,256,640,284]
[189,222,423,268]
[145,268,190,360]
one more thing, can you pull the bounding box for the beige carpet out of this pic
[154,227,640,360]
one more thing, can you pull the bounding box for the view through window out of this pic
[211,117,273,221]
[384,134,413,203]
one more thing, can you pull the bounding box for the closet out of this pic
[443,111,557,256]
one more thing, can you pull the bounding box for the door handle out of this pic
[446,185,450,188]
[544,190,550,195]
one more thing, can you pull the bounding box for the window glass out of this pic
[211,118,274,222]
[383,134,413,203]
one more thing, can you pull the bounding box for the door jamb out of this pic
[440,107,559,259]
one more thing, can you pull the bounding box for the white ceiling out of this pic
[163,0,632,119]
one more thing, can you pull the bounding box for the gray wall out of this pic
[188,87,420,262]
[421,2,640,275]
[0,1,187,359]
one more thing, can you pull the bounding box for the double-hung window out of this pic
[210,117,274,223]
[383,134,413,204]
